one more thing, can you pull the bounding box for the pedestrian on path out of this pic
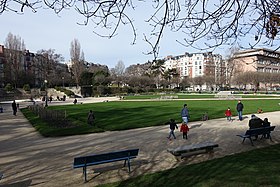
[181,104,190,124]
[165,119,178,140]
[87,110,95,126]
[236,100,244,121]
[12,100,17,116]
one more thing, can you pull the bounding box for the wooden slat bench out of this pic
[167,142,219,157]
[73,148,139,182]
[236,126,276,146]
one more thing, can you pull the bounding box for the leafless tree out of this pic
[233,72,248,90]
[179,76,191,91]
[70,38,85,86]
[203,75,215,91]
[36,49,64,86]
[114,60,125,76]
[2,1,280,58]
[110,60,126,87]
[225,46,245,87]
[192,76,205,92]
[4,32,26,87]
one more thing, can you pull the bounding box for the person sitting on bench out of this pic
[262,118,271,139]
[248,114,263,140]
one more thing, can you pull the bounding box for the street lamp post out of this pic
[44,80,48,107]
[62,76,64,88]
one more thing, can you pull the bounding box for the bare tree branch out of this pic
[1,0,280,59]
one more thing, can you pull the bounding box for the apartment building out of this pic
[163,52,225,80]
[233,48,280,74]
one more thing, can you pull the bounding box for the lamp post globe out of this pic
[44,80,48,107]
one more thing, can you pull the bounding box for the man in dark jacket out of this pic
[249,114,263,140]
[249,114,263,129]
[12,100,17,116]
[236,100,244,121]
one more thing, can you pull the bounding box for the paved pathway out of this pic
[0,98,280,186]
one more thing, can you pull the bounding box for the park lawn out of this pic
[21,99,279,137]
[98,143,280,187]
[124,94,215,100]
[21,108,105,137]
[124,94,279,100]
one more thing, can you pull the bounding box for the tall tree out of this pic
[225,47,243,88]
[114,60,125,76]
[110,60,126,87]
[37,49,64,87]
[70,39,85,86]
[4,32,26,87]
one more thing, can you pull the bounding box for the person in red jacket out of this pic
[180,121,189,139]
[225,107,232,122]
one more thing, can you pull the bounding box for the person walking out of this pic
[236,100,244,121]
[12,100,17,116]
[165,119,178,140]
[87,110,95,126]
[225,107,232,121]
[181,104,190,124]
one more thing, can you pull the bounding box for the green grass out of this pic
[21,99,280,136]
[21,108,105,137]
[98,144,280,187]
[124,94,279,100]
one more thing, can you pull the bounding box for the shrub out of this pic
[4,83,13,92]
[23,84,31,92]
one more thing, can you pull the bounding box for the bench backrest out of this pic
[246,126,276,136]
[73,149,139,168]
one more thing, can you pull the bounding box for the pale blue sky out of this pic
[0,3,276,68]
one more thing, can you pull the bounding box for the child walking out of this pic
[180,121,189,139]
[165,119,178,140]
[225,107,232,121]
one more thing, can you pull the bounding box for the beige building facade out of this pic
[233,48,280,73]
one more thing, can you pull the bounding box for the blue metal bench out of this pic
[236,126,276,146]
[73,148,139,182]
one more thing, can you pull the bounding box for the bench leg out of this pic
[127,158,131,173]
[124,158,131,172]
[242,138,246,144]
[83,166,87,182]
[249,137,254,146]
[268,133,273,142]
[123,159,126,167]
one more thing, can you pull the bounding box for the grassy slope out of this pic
[22,99,280,136]
[99,144,280,187]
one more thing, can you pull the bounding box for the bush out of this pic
[23,84,31,92]
[4,83,13,92]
